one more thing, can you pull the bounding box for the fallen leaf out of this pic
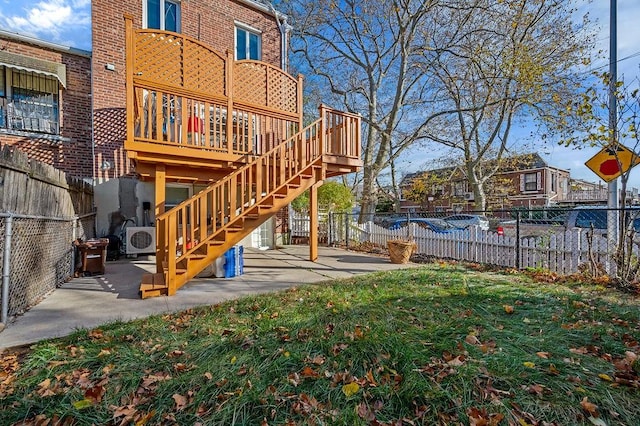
[598,373,613,382]
[300,366,320,378]
[354,326,364,339]
[580,397,598,416]
[527,384,544,395]
[307,355,325,365]
[570,347,588,355]
[342,382,360,397]
[447,355,466,366]
[288,372,301,387]
[357,402,375,421]
[465,335,480,345]
[204,372,213,381]
[72,399,94,410]
[173,394,187,410]
[523,362,535,368]
[135,410,156,426]
[503,305,514,314]
[536,352,550,359]
[88,329,104,339]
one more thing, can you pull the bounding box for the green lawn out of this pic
[1,264,638,425]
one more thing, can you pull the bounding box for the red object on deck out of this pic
[187,116,204,134]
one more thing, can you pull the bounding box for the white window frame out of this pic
[234,21,262,61]
[143,0,181,32]
[524,173,538,192]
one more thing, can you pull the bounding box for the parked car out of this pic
[442,214,490,231]
[497,206,640,238]
[388,218,465,233]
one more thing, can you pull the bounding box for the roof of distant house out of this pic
[402,153,569,186]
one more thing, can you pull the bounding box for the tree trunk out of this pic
[359,169,378,223]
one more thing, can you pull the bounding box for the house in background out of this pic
[400,153,640,213]
[0,0,362,298]
[399,153,571,212]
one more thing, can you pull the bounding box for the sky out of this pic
[0,0,639,187]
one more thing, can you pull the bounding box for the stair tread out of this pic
[140,282,169,290]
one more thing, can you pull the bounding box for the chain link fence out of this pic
[0,213,95,319]
[292,207,640,280]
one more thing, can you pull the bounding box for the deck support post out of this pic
[155,165,166,273]
[309,182,319,261]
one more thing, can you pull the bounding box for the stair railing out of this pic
[155,106,360,292]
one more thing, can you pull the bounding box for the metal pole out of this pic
[515,210,521,269]
[607,0,618,272]
[345,213,350,250]
[2,216,13,326]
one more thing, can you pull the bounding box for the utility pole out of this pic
[607,0,618,253]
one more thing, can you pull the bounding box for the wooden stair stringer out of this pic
[170,170,318,289]
[140,162,322,298]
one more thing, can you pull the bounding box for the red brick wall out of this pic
[91,0,283,180]
[0,36,92,179]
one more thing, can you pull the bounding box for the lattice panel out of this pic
[267,69,298,114]
[183,39,226,97]
[135,32,183,87]
[0,218,74,318]
[234,62,268,107]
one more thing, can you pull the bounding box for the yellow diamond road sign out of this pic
[584,144,640,182]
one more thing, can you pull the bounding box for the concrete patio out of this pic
[0,246,418,350]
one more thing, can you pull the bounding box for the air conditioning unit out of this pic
[463,192,474,201]
[125,227,156,255]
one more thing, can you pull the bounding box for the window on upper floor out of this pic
[145,0,180,32]
[235,23,262,60]
[0,67,60,135]
[524,172,538,191]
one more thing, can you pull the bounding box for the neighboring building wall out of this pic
[0,33,92,179]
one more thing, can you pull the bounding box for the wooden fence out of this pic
[0,146,95,319]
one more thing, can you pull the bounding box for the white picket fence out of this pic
[349,222,618,274]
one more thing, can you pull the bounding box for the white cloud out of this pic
[0,0,91,48]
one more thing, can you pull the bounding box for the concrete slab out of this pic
[0,246,417,349]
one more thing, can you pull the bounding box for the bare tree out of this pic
[563,74,640,289]
[283,0,445,222]
[421,0,594,210]
[283,0,593,218]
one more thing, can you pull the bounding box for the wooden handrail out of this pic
[156,107,361,293]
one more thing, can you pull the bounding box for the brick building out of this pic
[1,0,290,245]
[92,0,288,239]
[0,30,92,178]
[400,153,571,212]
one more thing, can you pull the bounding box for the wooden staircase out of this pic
[140,111,358,298]
[121,20,361,298]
